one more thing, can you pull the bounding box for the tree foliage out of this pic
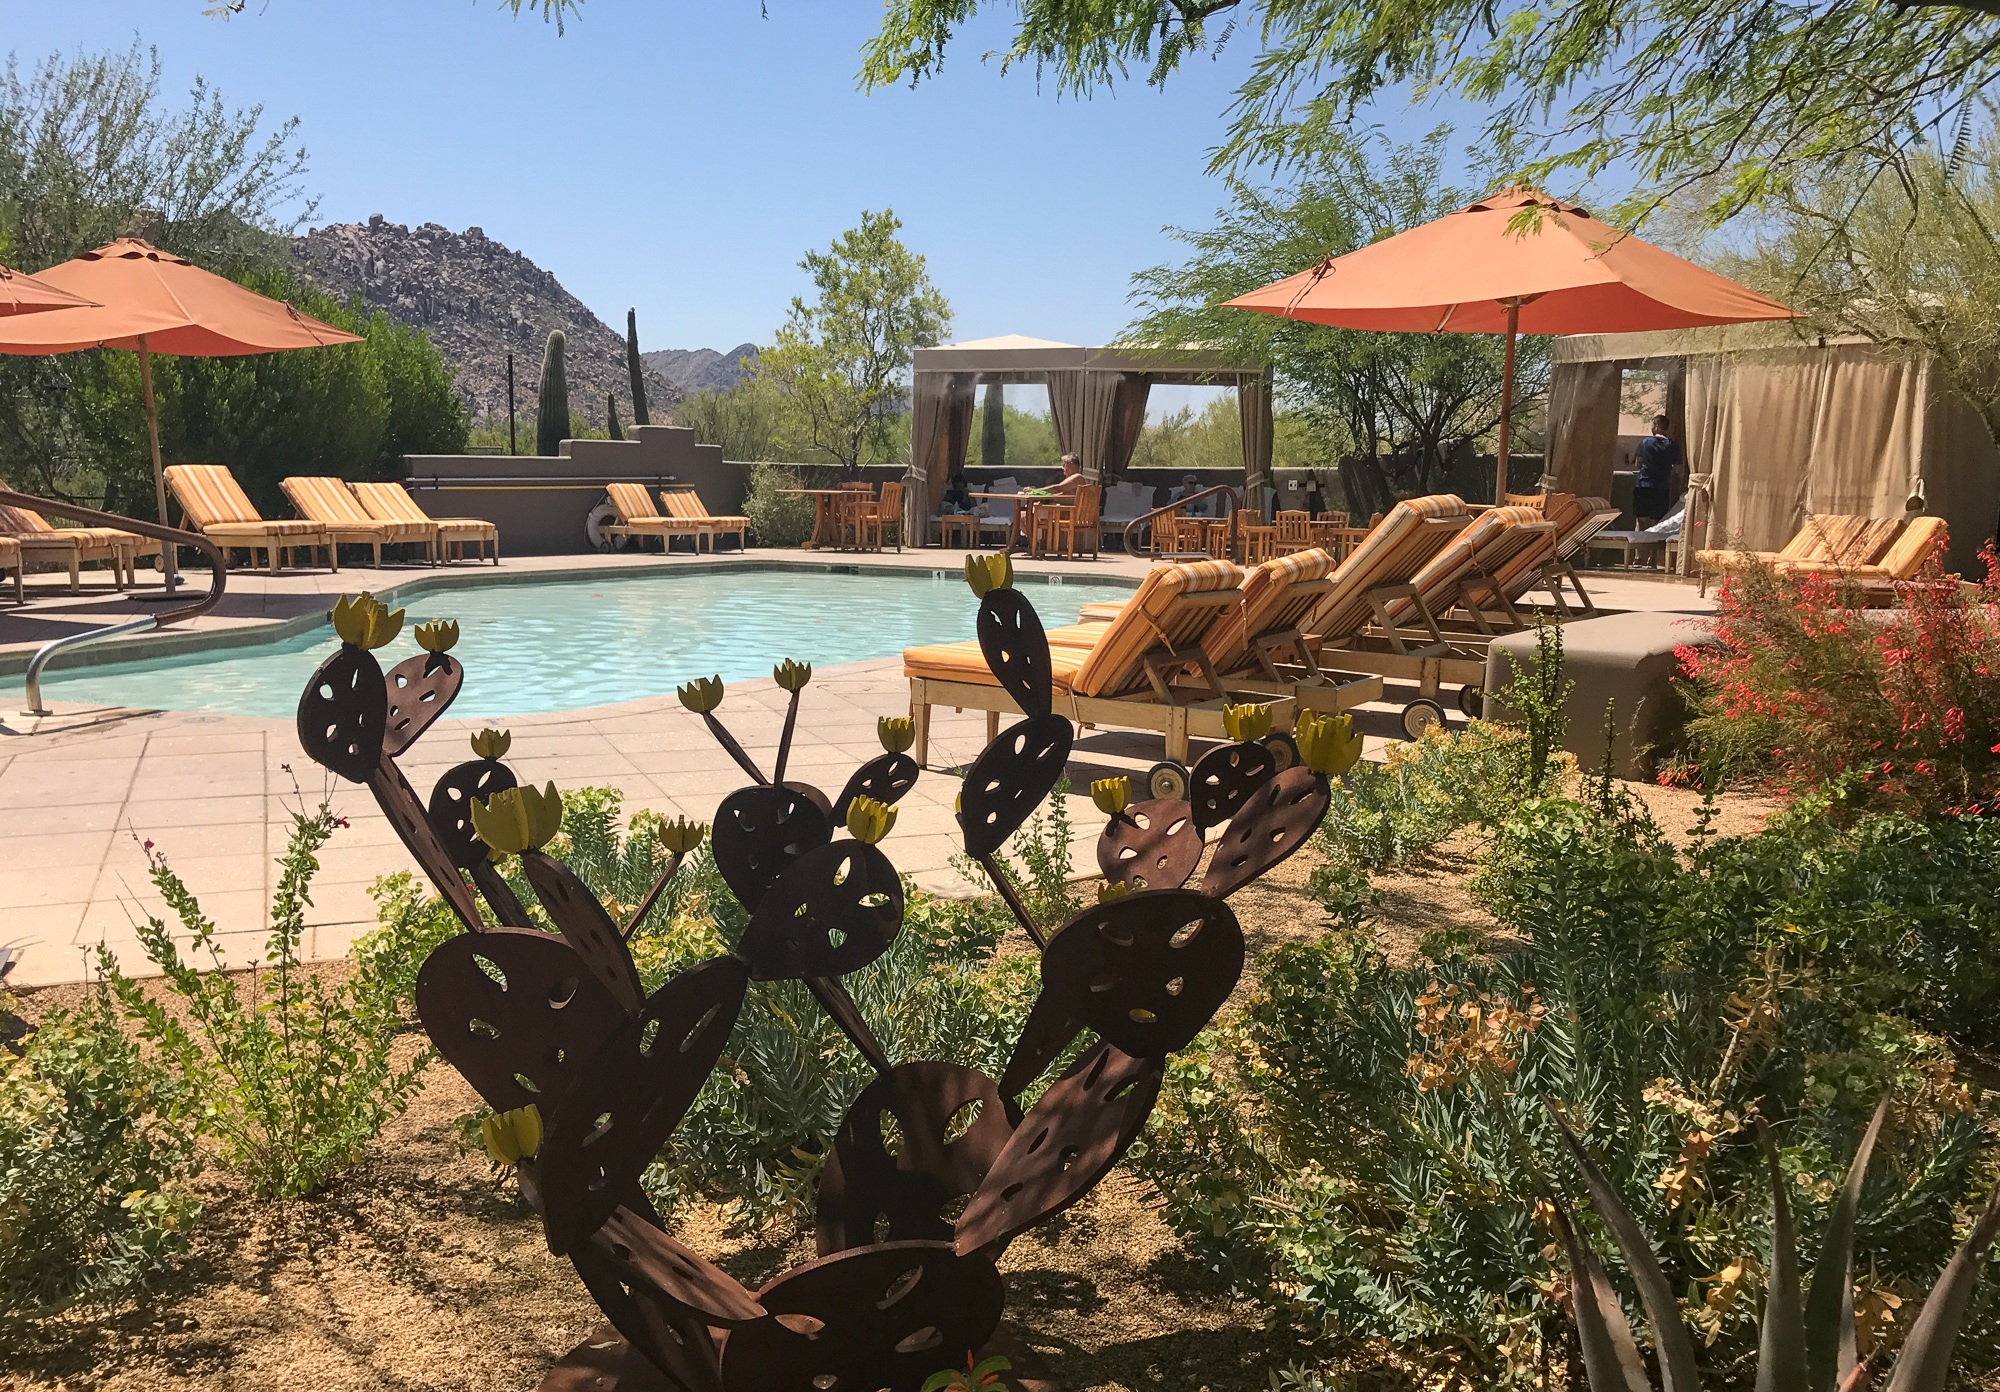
[863,0,2000,228]
[1128,130,1545,497]
[751,209,950,474]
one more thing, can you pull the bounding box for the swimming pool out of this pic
[26,567,1138,720]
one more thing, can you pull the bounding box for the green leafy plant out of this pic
[1311,719,1540,875]
[922,1353,1012,1392]
[1503,620,1570,795]
[101,805,429,1200]
[0,988,200,1336]
[742,461,837,546]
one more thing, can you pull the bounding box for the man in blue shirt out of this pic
[1632,414,1682,525]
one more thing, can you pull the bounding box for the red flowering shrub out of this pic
[1674,541,2000,814]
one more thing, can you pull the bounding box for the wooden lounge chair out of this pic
[0,537,23,602]
[1696,513,1926,594]
[163,464,332,574]
[603,483,706,553]
[1750,515,1951,594]
[0,502,156,591]
[349,482,499,564]
[1492,493,1621,616]
[906,559,1381,766]
[1385,505,1556,639]
[658,488,749,552]
[281,476,433,567]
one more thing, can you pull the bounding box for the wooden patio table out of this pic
[778,488,874,550]
[968,490,1065,556]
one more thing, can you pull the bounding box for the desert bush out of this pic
[1136,787,1999,1386]
[1675,550,2000,814]
[0,989,201,1336]
[742,461,839,546]
[1312,720,1543,875]
[102,805,428,1200]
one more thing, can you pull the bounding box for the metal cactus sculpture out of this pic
[295,559,1361,1392]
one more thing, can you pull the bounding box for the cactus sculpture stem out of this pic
[469,859,535,929]
[702,712,767,785]
[620,850,686,941]
[976,851,1047,949]
[773,688,803,785]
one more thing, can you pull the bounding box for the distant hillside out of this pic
[644,343,760,396]
[292,216,680,425]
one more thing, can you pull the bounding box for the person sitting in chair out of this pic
[940,473,974,514]
[1632,414,1682,526]
[1172,473,1212,518]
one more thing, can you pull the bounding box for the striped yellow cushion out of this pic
[1202,548,1335,673]
[1300,495,1472,640]
[164,465,263,527]
[607,483,665,523]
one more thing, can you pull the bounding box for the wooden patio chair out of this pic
[659,487,749,552]
[163,464,332,574]
[1274,510,1312,555]
[282,476,433,567]
[1043,483,1101,559]
[349,482,498,564]
[0,502,156,590]
[603,483,705,553]
[859,481,905,552]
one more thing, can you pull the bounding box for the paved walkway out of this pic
[0,549,1712,988]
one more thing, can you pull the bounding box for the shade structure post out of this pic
[1494,300,1519,504]
[137,335,177,592]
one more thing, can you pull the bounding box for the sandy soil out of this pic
[1,781,1779,1392]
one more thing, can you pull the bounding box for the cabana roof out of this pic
[914,336,1264,386]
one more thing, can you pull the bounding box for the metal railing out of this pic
[3,487,226,716]
[1121,484,1245,559]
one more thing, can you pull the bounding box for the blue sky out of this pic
[9,1,1308,356]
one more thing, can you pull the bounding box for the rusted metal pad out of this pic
[1201,766,1330,899]
[976,588,1053,719]
[1095,797,1200,892]
[367,760,484,932]
[297,645,386,783]
[589,1206,766,1326]
[382,651,463,758]
[816,1062,1014,1255]
[522,849,645,1016]
[414,928,624,1116]
[540,956,750,1255]
[738,840,904,982]
[1039,888,1243,1058]
[538,1323,686,1392]
[995,992,1083,1105]
[569,1249,727,1392]
[834,752,920,824]
[429,758,519,871]
[954,1042,1162,1257]
[958,713,1073,860]
[1187,740,1276,833]
[710,782,833,914]
[719,1241,1005,1392]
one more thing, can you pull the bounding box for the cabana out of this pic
[906,335,1272,537]
[1544,324,2000,577]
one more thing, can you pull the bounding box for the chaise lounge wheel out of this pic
[1146,760,1190,801]
[1457,685,1485,719]
[1259,732,1300,773]
[1400,698,1446,741]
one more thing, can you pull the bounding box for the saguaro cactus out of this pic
[626,308,650,426]
[980,381,1005,470]
[608,391,624,442]
[535,329,568,457]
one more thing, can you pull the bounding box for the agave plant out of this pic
[1547,1096,2000,1392]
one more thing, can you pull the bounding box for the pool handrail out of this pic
[4,487,226,716]
[1121,484,1244,558]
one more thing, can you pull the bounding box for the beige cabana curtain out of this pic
[1047,369,1127,480]
[1544,360,1622,496]
[1238,376,1274,518]
[906,370,977,532]
[1105,374,1150,481]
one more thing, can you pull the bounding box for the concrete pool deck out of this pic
[0,548,1713,988]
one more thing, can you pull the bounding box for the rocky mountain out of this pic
[643,343,760,397]
[291,216,681,426]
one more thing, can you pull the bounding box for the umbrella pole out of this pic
[1494,300,1518,505]
[137,336,178,594]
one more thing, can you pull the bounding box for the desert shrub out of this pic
[742,461,839,546]
[1136,787,1999,1386]
[1676,550,2000,814]
[102,805,428,1200]
[0,989,201,1336]
[1312,720,1543,875]
[954,777,1083,927]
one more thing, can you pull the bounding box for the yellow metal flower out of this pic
[414,619,460,653]
[877,715,916,754]
[845,795,898,844]
[470,782,564,859]
[1097,880,1130,903]
[1221,702,1274,743]
[330,593,404,650]
[1295,709,1364,777]
[1091,776,1131,816]
[469,728,513,760]
[481,1104,543,1166]
[963,551,1014,597]
[773,658,813,692]
[677,675,724,714]
[658,816,708,854]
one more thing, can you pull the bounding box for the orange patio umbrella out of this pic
[0,263,98,316]
[1225,187,1796,501]
[0,237,361,589]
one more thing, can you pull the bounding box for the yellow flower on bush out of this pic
[481,1105,542,1166]
[659,816,708,854]
[1295,709,1363,776]
[677,675,724,714]
[330,593,403,650]
[471,783,564,859]
[470,728,512,759]
[846,795,897,844]
[414,619,460,653]
[1091,776,1131,816]
[1221,702,1273,743]
[877,715,916,754]
[964,551,1013,597]
[773,658,813,692]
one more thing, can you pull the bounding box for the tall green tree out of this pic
[863,1,2000,228]
[752,209,951,474]
[1128,129,1543,499]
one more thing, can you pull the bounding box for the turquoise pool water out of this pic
[28,567,1137,720]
